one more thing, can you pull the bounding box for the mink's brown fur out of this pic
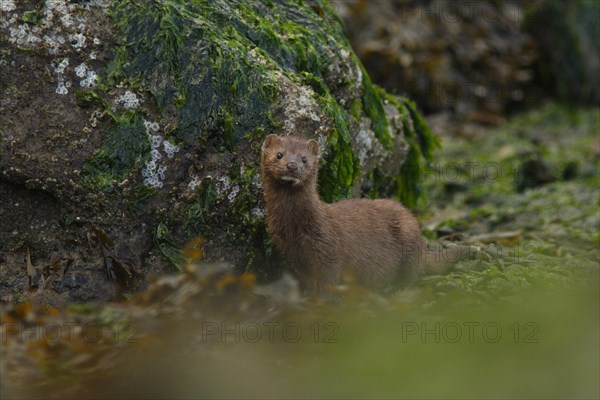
[261,134,426,294]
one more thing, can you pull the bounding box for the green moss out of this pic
[361,69,392,150]
[300,71,328,95]
[155,222,183,270]
[374,90,440,206]
[424,102,599,207]
[421,103,599,286]
[75,89,104,108]
[83,112,149,190]
[349,98,362,121]
[109,0,281,149]
[317,95,359,201]
[223,109,235,150]
[128,184,156,213]
[22,9,42,26]
[106,0,437,187]
[106,0,434,202]
[223,164,270,265]
[185,179,218,238]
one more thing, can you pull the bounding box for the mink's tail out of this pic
[422,242,481,275]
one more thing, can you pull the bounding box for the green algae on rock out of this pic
[103,0,437,202]
[419,103,600,298]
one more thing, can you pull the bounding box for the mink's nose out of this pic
[286,162,298,172]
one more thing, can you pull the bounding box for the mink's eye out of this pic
[301,156,307,163]
[276,152,283,160]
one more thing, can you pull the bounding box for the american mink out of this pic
[261,134,426,294]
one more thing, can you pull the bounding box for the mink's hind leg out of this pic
[394,225,426,286]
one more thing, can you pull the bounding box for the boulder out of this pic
[0,0,437,305]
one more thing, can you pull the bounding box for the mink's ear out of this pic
[307,139,319,156]
[263,134,279,150]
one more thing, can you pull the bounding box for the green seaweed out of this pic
[361,69,392,149]
[109,0,281,149]
[22,9,42,26]
[155,222,183,270]
[128,184,156,214]
[224,164,273,272]
[375,90,440,206]
[105,0,435,203]
[186,179,218,238]
[83,112,149,189]
[317,95,359,201]
[419,103,599,299]
[75,89,103,108]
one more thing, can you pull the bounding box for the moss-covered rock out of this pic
[0,0,437,304]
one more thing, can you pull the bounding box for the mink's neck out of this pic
[263,175,322,234]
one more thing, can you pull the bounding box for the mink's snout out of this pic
[286,162,298,172]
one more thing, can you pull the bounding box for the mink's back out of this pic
[321,198,425,287]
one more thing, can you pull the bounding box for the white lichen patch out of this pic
[215,176,231,196]
[163,141,179,159]
[74,62,97,88]
[141,119,180,189]
[53,57,70,94]
[54,57,69,74]
[251,173,262,190]
[188,175,202,191]
[8,23,42,47]
[227,185,240,202]
[355,118,375,167]
[314,127,328,155]
[272,71,322,136]
[1,0,16,12]
[89,109,103,127]
[69,32,86,49]
[211,176,239,203]
[355,117,385,169]
[74,62,87,77]
[1,0,108,96]
[251,207,265,218]
[55,81,68,95]
[326,46,364,107]
[187,173,245,203]
[355,62,363,82]
[281,85,322,134]
[116,91,140,109]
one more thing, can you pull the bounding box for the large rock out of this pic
[0,0,437,305]
[336,0,538,131]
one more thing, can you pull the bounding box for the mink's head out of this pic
[261,134,320,186]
